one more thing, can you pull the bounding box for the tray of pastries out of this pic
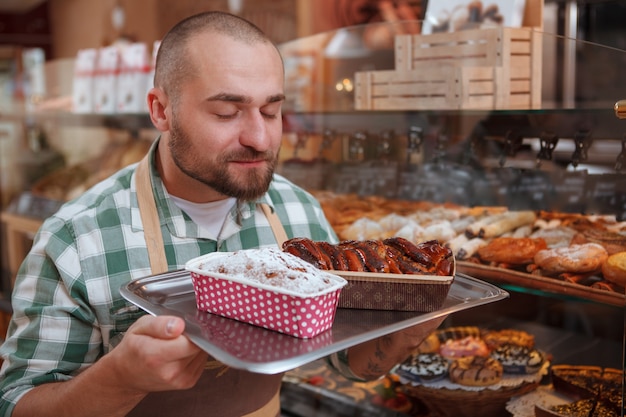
[121,271,508,374]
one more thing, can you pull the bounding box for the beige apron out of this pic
[128,154,286,417]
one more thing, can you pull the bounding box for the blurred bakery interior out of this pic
[0,1,625,416]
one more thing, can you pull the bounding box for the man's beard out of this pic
[168,116,278,201]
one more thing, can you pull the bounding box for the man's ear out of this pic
[147,87,169,132]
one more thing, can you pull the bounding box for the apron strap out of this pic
[259,203,288,247]
[136,154,169,274]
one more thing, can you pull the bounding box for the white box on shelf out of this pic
[116,43,151,113]
[72,48,98,113]
[93,46,120,114]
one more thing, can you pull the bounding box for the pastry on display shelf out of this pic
[448,355,504,387]
[394,326,549,417]
[394,352,450,384]
[491,345,545,375]
[533,365,623,417]
[30,139,152,202]
[439,336,490,360]
[400,326,548,384]
[601,251,626,287]
[312,191,626,303]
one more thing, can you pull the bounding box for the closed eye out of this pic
[215,111,240,120]
[261,102,282,120]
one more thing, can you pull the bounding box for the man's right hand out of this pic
[107,315,208,394]
[13,315,208,417]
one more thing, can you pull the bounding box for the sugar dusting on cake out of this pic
[198,248,340,294]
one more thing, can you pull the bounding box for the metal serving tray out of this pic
[120,271,508,374]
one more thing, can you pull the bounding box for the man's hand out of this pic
[13,315,208,417]
[107,315,208,394]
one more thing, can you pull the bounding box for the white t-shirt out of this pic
[169,196,236,239]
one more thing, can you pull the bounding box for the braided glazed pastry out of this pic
[282,237,454,276]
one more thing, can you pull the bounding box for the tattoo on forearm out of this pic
[374,340,386,361]
[363,360,385,378]
[363,336,394,378]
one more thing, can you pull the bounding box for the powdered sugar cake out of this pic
[185,248,348,338]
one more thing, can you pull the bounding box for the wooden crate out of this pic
[355,67,460,110]
[355,27,543,110]
[355,65,520,111]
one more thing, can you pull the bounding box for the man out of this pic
[0,11,442,417]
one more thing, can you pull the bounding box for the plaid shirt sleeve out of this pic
[0,166,146,415]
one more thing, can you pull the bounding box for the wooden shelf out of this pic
[1,211,42,288]
[457,262,625,308]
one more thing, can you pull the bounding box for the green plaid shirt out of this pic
[0,139,337,415]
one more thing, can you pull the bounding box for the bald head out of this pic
[154,11,279,98]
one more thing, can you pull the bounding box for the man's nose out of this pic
[240,111,270,151]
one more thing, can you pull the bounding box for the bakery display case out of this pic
[274,18,625,417]
[0,9,625,416]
